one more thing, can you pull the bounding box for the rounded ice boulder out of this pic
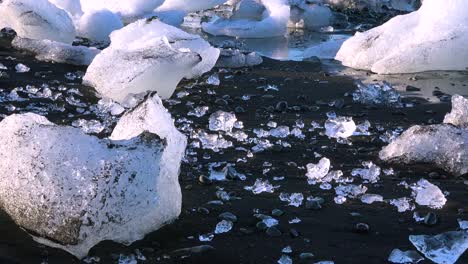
[0,0,76,44]
[0,95,187,258]
[335,0,468,74]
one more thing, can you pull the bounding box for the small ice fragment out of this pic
[353,81,402,107]
[278,255,292,264]
[334,196,346,204]
[282,246,292,253]
[335,184,367,198]
[443,95,468,128]
[351,161,381,183]
[409,231,468,264]
[199,233,214,242]
[71,119,104,134]
[388,249,424,264]
[410,179,447,209]
[289,217,301,224]
[118,254,137,264]
[390,197,415,213]
[0,63,7,70]
[325,116,356,139]
[97,98,125,116]
[279,193,304,207]
[361,194,384,204]
[215,220,233,234]
[458,219,468,230]
[306,158,331,181]
[263,217,279,227]
[15,63,30,73]
[188,106,209,117]
[270,126,290,138]
[244,179,276,194]
[209,111,237,132]
[206,73,220,86]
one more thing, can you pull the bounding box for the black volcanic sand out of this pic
[0,46,467,264]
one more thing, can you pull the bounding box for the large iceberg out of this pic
[0,0,76,44]
[335,0,468,74]
[83,19,219,103]
[202,0,291,38]
[0,95,186,258]
[379,95,468,176]
[12,36,100,66]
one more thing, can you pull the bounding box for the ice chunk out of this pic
[325,116,356,139]
[157,0,227,13]
[279,192,304,207]
[335,184,367,198]
[15,63,30,73]
[277,255,292,264]
[49,0,83,17]
[216,49,263,68]
[390,197,415,213]
[80,0,165,21]
[244,179,277,194]
[209,111,237,132]
[77,9,123,44]
[306,157,331,181]
[409,231,468,264]
[351,161,381,183]
[360,194,384,204]
[352,81,402,107]
[288,4,333,30]
[270,126,290,138]
[0,0,76,44]
[83,19,219,102]
[459,219,468,230]
[388,249,424,264]
[12,36,100,66]
[202,0,290,38]
[71,119,104,134]
[443,95,468,129]
[410,179,447,209]
[379,124,468,176]
[322,0,420,12]
[336,0,468,73]
[0,95,186,258]
[215,220,233,234]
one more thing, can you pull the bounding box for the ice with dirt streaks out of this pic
[0,95,186,258]
[336,0,468,74]
[11,36,100,66]
[0,0,76,44]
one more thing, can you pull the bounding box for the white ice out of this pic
[0,0,76,44]
[410,179,447,210]
[336,0,468,74]
[0,95,186,258]
[77,9,123,44]
[80,0,165,22]
[443,95,468,129]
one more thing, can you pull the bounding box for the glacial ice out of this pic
[410,179,447,210]
[352,81,402,107]
[351,161,381,183]
[77,9,123,44]
[379,124,467,176]
[12,36,100,66]
[216,49,263,68]
[202,0,290,38]
[0,0,76,44]
[80,0,165,22]
[0,95,186,258]
[306,157,331,181]
[443,95,468,129]
[322,0,420,12]
[209,111,237,132]
[303,35,349,60]
[388,249,424,264]
[336,0,468,74]
[288,3,333,30]
[390,197,415,213]
[157,0,227,13]
[325,116,357,139]
[83,21,200,102]
[410,231,468,264]
[49,0,83,17]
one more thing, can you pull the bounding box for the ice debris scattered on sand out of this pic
[353,81,402,107]
[0,0,76,44]
[388,249,424,264]
[410,231,468,264]
[380,95,467,176]
[336,0,468,73]
[410,179,447,209]
[12,36,100,66]
[0,95,187,258]
[83,18,219,103]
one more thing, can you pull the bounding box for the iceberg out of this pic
[77,9,123,44]
[0,0,76,44]
[0,95,186,259]
[202,0,291,38]
[83,19,220,102]
[336,0,468,74]
[80,0,165,22]
[11,36,100,66]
